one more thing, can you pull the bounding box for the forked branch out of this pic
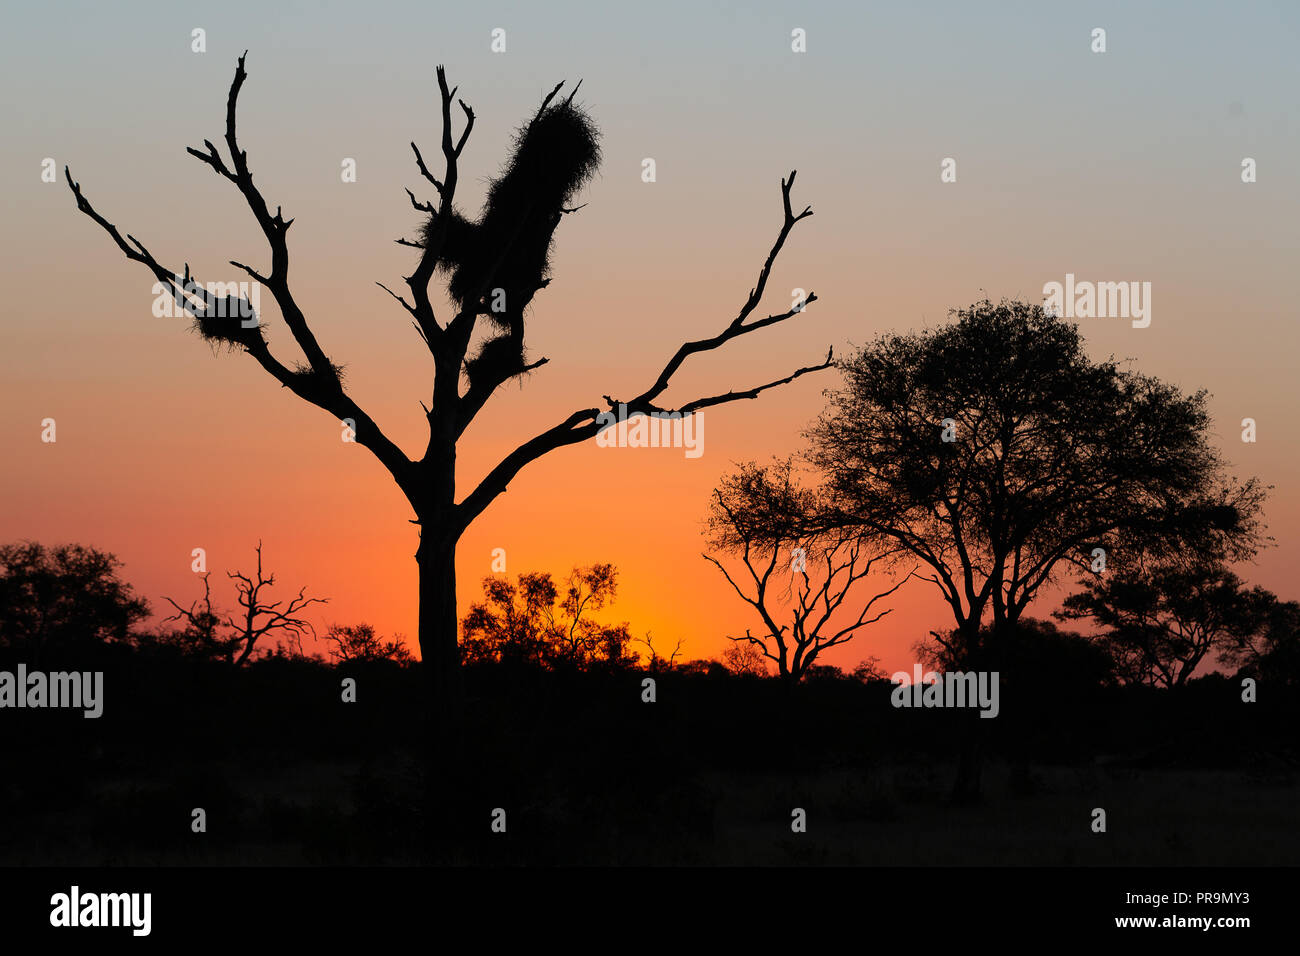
[67,55,415,497]
[457,172,832,528]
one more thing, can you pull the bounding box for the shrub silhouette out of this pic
[0,541,148,665]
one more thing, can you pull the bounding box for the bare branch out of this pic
[403,65,477,350]
[669,347,833,417]
[68,56,417,498]
[454,99,475,157]
[623,172,818,411]
[186,52,337,383]
[410,142,443,194]
[376,281,417,316]
[405,187,435,214]
[457,173,829,527]
[532,81,566,127]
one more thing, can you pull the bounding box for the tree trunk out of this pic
[416,528,463,857]
[417,530,461,713]
[950,617,986,804]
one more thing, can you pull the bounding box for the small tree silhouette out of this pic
[1059,555,1272,688]
[1220,595,1300,686]
[720,641,768,676]
[635,632,686,673]
[461,563,637,669]
[0,541,149,665]
[703,459,909,685]
[850,656,889,682]
[322,623,415,666]
[162,542,325,666]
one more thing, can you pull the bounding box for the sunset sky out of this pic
[3,1,1298,673]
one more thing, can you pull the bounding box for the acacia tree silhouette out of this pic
[322,623,415,666]
[66,55,830,735]
[0,542,149,666]
[1059,555,1272,688]
[801,299,1266,800]
[460,563,637,669]
[807,301,1265,659]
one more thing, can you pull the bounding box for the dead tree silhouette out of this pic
[703,459,911,686]
[162,542,325,666]
[66,54,831,741]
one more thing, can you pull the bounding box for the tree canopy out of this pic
[804,299,1265,665]
[0,542,149,663]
